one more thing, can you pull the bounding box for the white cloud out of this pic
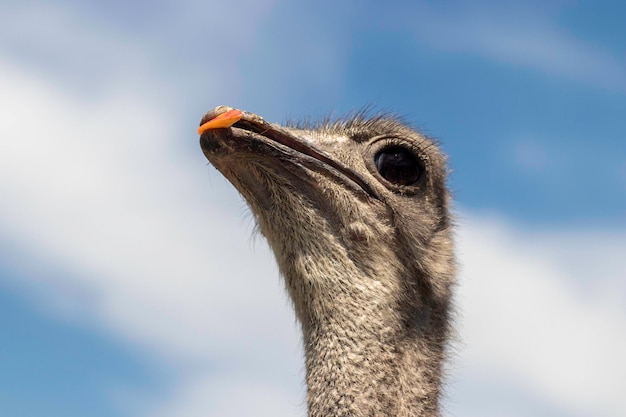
[149,373,304,417]
[453,215,626,417]
[408,4,626,92]
[0,2,303,415]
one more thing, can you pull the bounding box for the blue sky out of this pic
[0,1,625,417]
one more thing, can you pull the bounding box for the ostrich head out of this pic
[199,105,455,417]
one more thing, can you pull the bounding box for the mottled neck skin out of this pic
[226,163,453,416]
[297,267,447,417]
[259,190,452,417]
[304,312,444,417]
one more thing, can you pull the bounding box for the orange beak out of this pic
[197,109,244,135]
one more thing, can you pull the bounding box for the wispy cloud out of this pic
[455,215,626,417]
[512,140,552,172]
[406,4,626,92]
[150,374,303,417]
[0,48,303,413]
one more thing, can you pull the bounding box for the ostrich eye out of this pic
[374,147,422,186]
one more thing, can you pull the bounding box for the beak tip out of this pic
[198,108,244,135]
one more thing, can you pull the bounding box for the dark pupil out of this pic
[374,147,421,185]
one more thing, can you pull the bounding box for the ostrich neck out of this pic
[259,191,450,417]
[292,266,446,417]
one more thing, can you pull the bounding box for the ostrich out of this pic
[199,105,455,417]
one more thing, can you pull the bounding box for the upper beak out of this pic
[197,108,244,134]
[198,105,380,200]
